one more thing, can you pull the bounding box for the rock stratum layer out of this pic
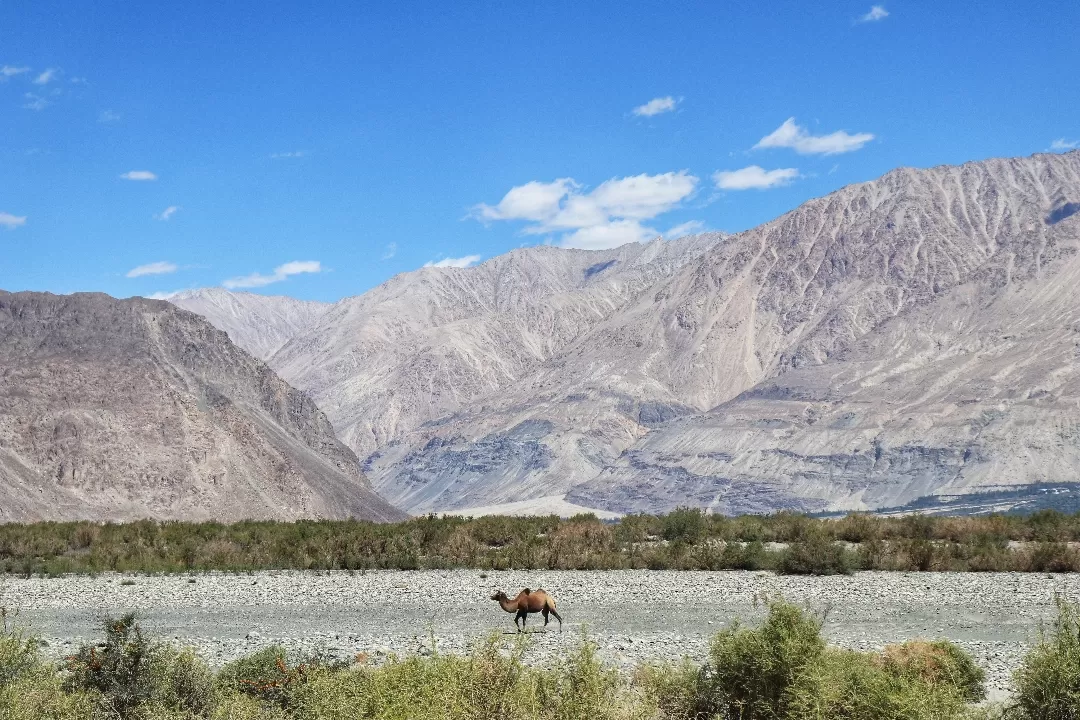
[0,291,405,522]
[176,151,1080,517]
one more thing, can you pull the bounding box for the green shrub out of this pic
[65,613,161,717]
[875,639,985,702]
[698,599,825,719]
[663,507,708,545]
[788,647,968,720]
[776,534,854,575]
[0,608,39,689]
[1013,597,1080,719]
[64,613,216,719]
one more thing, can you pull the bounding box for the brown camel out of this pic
[491,588,562,632]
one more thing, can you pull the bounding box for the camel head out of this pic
[491,590,507,601]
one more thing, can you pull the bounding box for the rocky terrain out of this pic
[3,569,1069,701]
[167,287,330,360]
[0,291,404,522]
[168,151,1080,517]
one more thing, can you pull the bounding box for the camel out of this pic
[491,588,562,632]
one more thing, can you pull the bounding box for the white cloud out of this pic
[98,109,121,123]
[0,65,30,79]
[632,96,678,117]
[381,242,397,260]
[1051,138,1078,151]
[666,220,706,238]
[120,170,157,181]
[473,178,579,223]
[126,261,178,278]
[0,212,27,229]
[472,171,698,250]
[424,255,482,269]
[754,117,874,155]
[560,220,654,250]
[155,205,180,221]
[22,93,48,111]
[714,165,800,190]
[33,68,58,85]
[146,290,181,300]
[270,151,306,159]
[858,5,889,22]
[223,260,322,288]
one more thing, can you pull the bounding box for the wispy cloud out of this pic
[155,205,180,221]
[1051,138,1078,151]
[472,171,699,250]
[270,151,306,159]
[0,65,30,79]
[754,117,874,155]
[714,165,800,190]
[382,242,397,260]
[120,170,157,181]
[98,109,121,123]
[424,255,482,269]
[126,261,178,278]
[33,68,58,85]
[632,96,679,117]
[666,220,706,238]
[858,5,889,22]
[22,93,48,111]
[0,212,27,230]
[146,290,181,300]
[223,260,322,289]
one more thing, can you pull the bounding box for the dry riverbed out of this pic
[3,569,1077,700]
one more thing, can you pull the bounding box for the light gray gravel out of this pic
[3,569,1077,701]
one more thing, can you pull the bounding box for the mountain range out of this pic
[0,291,404,522]
[163,150,1080,518]
[4,150,1079,521]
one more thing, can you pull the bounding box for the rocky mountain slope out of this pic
[167,288,329,360]
[172,151,1080,517]
[0,291,404,522]
[270,234,724,457]
[364,151,1080,514]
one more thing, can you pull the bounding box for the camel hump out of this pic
[522,587,531,595]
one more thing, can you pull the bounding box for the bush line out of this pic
[4,508,1080,576]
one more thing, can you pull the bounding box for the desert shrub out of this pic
[1013,597,1080,719]
[0,608,40,689]
[663,507,708,545]
[697,599,825,719]
[875,639,985,702]
[833,513,880,543]
[216,646,300,710]
[0,668,101,720]
[634,659,703,720]
[787,647,969,720]
[1021,542,1080,573]
[65,613,216,719]
[775,532,853,575]
[65,613,162,717]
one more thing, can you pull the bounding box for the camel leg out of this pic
[542,608,549,628]
[517,610,527,633]
[549,607,563,632]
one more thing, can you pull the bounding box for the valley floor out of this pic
[3,569,1071,701]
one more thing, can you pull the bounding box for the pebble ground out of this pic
[4,569,1076,701]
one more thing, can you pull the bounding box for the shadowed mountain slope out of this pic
[0,291,404,522]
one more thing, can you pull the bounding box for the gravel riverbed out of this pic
[3,569,1077,701]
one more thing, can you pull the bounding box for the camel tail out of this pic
[546,595,562,628]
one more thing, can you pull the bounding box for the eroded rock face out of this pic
[168,288,330,360]
[0,291,405,522]
[177,151,1080,516]
[369,151,1080,514]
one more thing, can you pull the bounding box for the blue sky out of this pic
[1,1,1077,303]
